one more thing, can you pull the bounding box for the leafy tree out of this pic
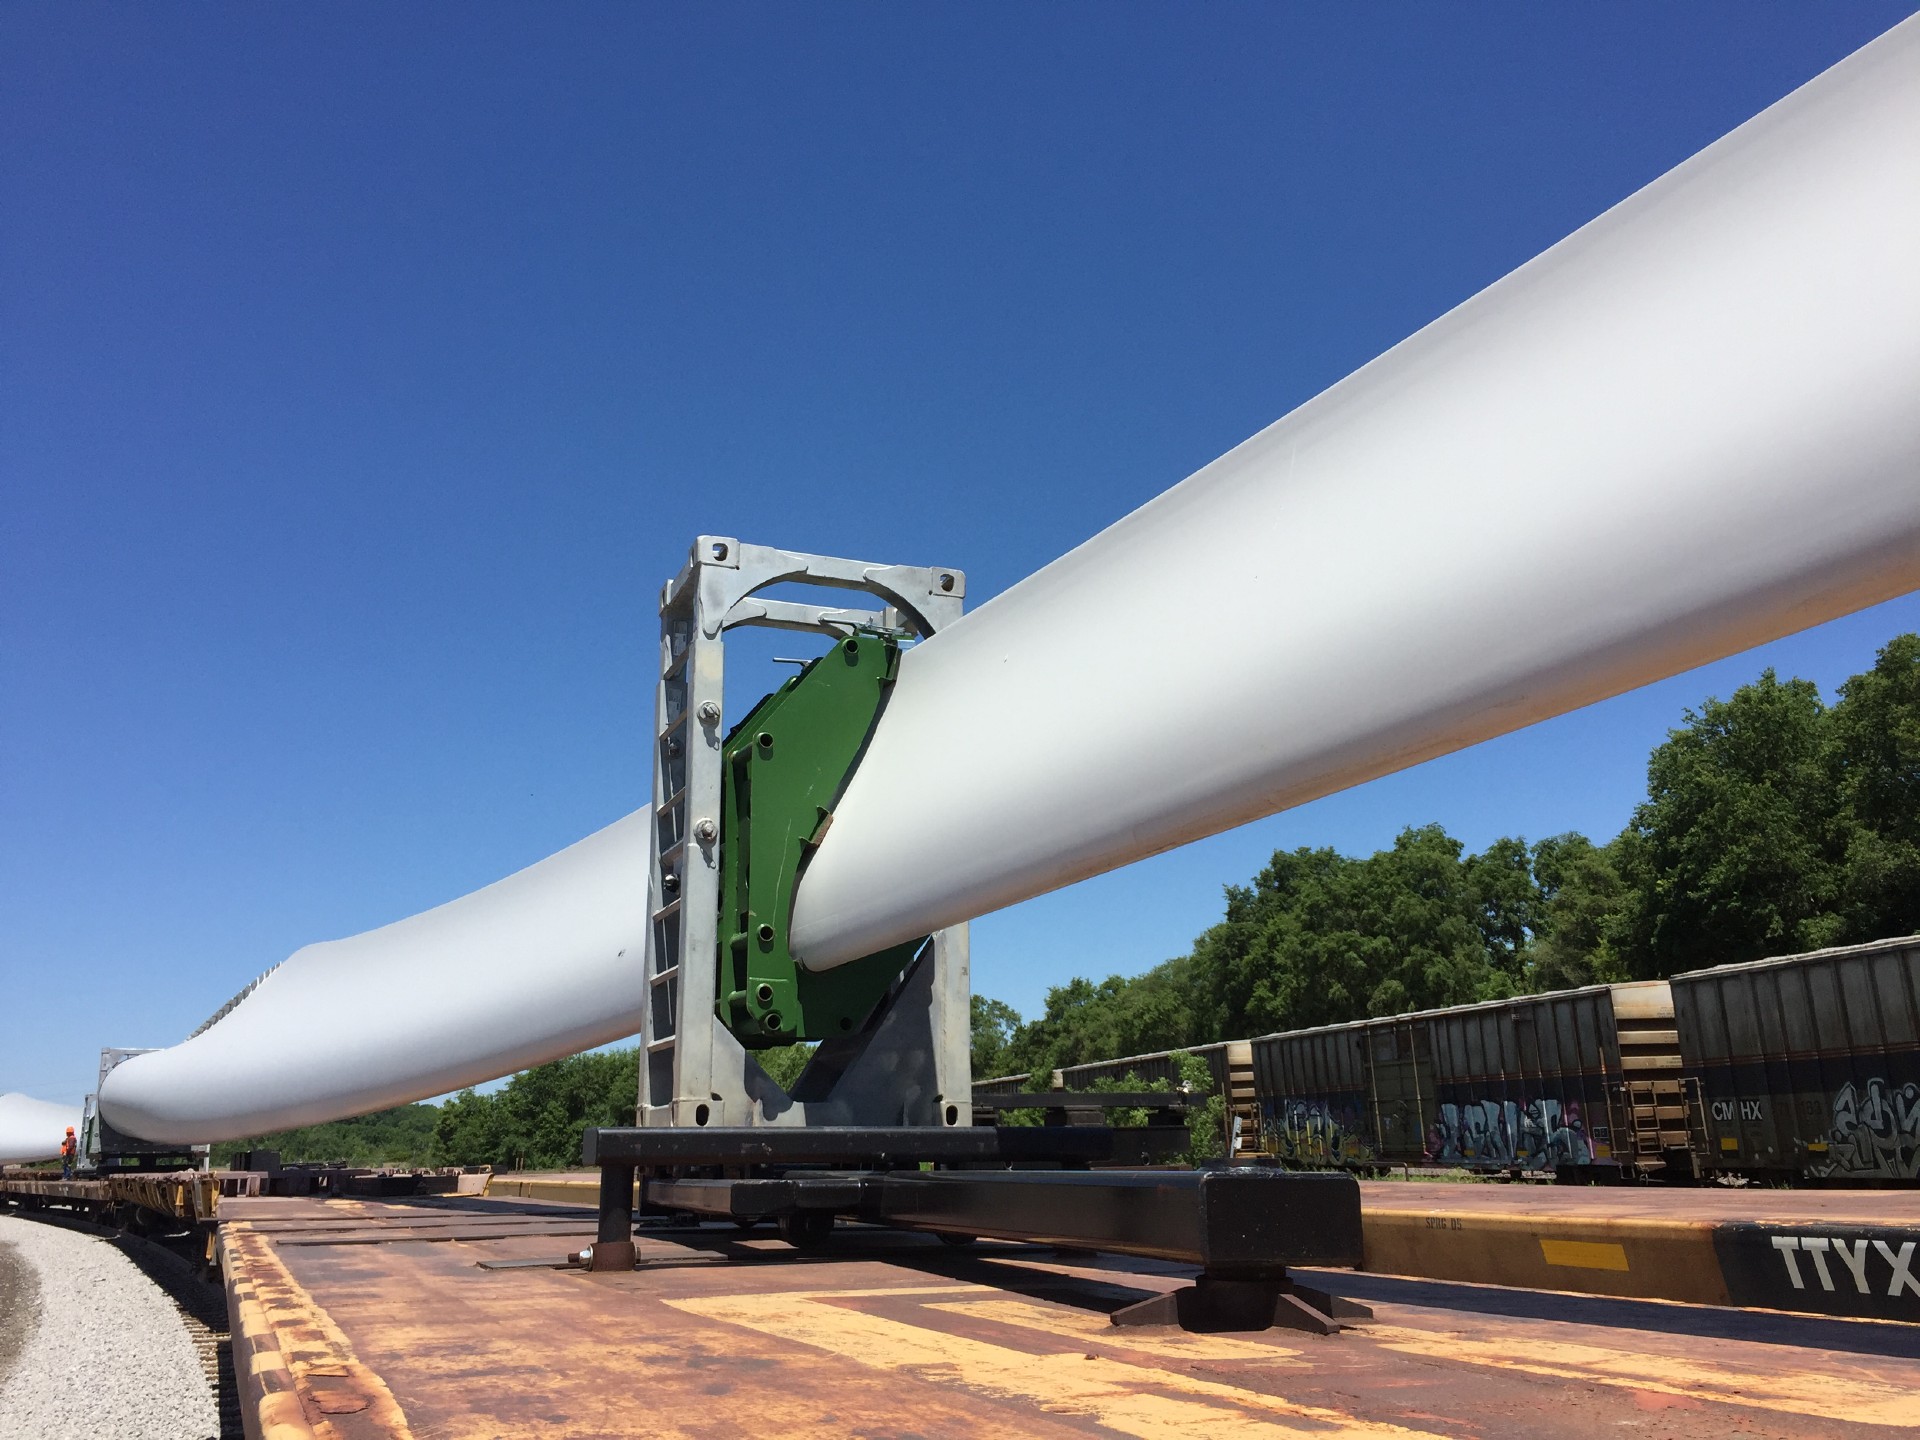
[1464,836,1541,983]
[433,1048,638,1170]
[1076,1051,1224,1164]
[1526,833,1628,990]
[431,1089,504,1167]
[1616,670,1846,976]
[998,955,1199,1079]
[211,1104,441,1168]
[1186,825,1527,1038]
[757,1042,815,1092]
[1171,1050,1225,1164]
[1829,633,1920,941]
[970,995,1022,1079]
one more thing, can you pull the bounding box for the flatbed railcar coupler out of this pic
[585,537,1370,1335]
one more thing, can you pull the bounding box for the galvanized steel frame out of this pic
[641,536,970,1129]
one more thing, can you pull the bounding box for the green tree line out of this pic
[212,1042,817,1171]
[973,634,1920,1079]
[431,1040,813,1169]
[209,1104,441,1168]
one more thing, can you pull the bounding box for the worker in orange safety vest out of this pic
[60,1125,77,1179]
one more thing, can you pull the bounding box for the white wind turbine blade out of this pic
[97,813,649,1145]
[789,17,1920,970]
[0,1093,84,1166]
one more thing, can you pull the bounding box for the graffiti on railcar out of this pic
[1816,1078,1920,1180]
[1263,1097,1374,1166]
[1427,1097,1592,1170]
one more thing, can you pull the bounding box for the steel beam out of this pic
[585,1124,1125,1168]
[870,1169,1362,1276]
[647,1174,866,1219]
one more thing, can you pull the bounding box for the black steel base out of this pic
[582,1122,1367,1333]
[584,1123,1183,1168]
[1110,1275,1373,1335]
[648,1174,866,1219]
[870,1169,1363,1275]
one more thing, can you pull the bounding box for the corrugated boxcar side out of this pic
[1423,988,1618,1173]
[1360,1019,1437,1164]
[1673,937,1920,1180]
[1251,1023,1374,1166]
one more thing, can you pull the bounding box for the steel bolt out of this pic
[697,700,721,726]
[693,817,717,844]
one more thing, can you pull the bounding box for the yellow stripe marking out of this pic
[929,1299,1304,1364]
[1538,1238,1630,1271]
[1367,1324,1920,1427]
[668,1290,1441,1438]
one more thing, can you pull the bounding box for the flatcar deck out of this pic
[217,1192,1920,1439]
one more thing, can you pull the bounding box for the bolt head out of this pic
[693,817,718,844]
[697,700,721,725]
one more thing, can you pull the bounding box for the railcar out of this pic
[1672,935,1920,1183]
[1246,981,1696,1179]
[977,935,1920,1184]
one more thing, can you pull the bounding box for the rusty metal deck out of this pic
[218,1192,1920,1438]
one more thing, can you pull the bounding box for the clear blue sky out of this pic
[6,6,1918,1104]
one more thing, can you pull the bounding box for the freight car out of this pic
[1247,980,1699,1179]
[1672,935,1920,1183]
[984,936,1920,1184]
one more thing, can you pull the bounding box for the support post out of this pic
[590,1163,636,1272]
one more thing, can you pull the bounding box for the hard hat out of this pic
[66,1126,75,1134]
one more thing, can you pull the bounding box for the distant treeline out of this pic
[216,635,1919,1171]
[209,1103,439,1168]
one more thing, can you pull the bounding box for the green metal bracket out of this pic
[717,632,927,1048]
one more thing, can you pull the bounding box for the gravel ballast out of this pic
[0,1214,218,1439]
